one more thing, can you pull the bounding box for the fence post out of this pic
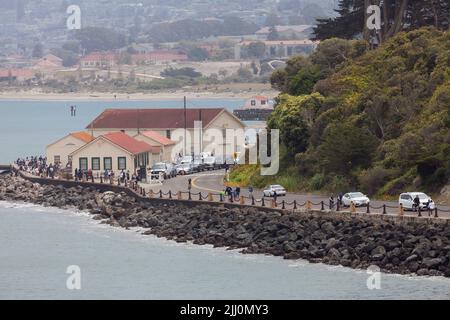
[240,196,245,205]
[366,203,370,214]
[418,206,422,217]
[399,203,404,216]
[220,193,224,202]
[169,190,172,199]
[100,176,103,184]
[282,200,285,210]
[261,198,265,207]
[160,190,163,198]
[435,208,438,218]
[208,193,213,202]
[251,196,255,206]
[336,201,340,212]
[188,191,192,201]
[383,204,387,215]
[293,200,297,210]
[199,193,203,201]
[350,202,356,213]
[142,188,146,197]
[321,201,324,211]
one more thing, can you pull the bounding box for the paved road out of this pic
[141,170,450,219]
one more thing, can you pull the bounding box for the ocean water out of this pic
[0,201,449,300]
[0,99,244,163]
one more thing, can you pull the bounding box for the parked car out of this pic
[341,192,370,207]
[176,163,194,175]
[167,163,177,178]
[150,162,173,179]
[193,158,206,172]
[263,185,287,197]
[203,157,217,170]
[399,192,433,211]
[180,156,193,164]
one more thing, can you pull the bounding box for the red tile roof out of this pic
[70,131,94,144]
[140,131,176,146]
[0,69,34,79]
[103,132,160,155]
[86,108,226,129]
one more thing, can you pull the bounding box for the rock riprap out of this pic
[1,174,450,277]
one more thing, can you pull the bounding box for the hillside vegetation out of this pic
[231,27,450,198]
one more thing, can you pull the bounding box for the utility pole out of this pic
[184,96,187,156]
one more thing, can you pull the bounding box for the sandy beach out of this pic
[0,87,280,101]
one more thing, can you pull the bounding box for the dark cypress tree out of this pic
[312,0,449,42]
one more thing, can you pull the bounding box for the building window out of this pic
[261,100,266,105]
[104,157,112,171]
[118,157,127,170]
[92,158,100,171]
[166,130,171,139]
[54,155,61,164]
[79,158,88,171]
[251,100,256,106]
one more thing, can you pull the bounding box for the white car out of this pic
[342,192,370,207]
[399,192,433,211]
[263,185,287,197]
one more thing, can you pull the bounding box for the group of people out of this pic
[328,194,343,210]
[223,186,241,201]
[15,156,59,179]
[73,168,142,185]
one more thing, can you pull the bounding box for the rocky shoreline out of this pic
[1,174,450,278]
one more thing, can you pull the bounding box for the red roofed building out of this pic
[80,52,117,69]
[134,131,176,162]
[69,131,162,178]
[86,108,246,157]
[0,69,35,82]
[46,132,95,168]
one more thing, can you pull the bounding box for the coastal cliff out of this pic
[1,174,449,278]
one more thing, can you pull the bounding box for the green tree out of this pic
[246,42,266,59]
[75,27,127,54]
[317,122,378,174]
[267,26,280,40]
[188,47,210,61]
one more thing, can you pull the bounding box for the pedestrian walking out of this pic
[413,195,420,212]
[329,194,335,210]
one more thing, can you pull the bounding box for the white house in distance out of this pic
[244,95,274,109]
[134,131,176,162]
[69,132,161,175]
[46,131,94,167]
[85,108,247,157]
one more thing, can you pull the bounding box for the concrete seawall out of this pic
[10,166,448,226]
